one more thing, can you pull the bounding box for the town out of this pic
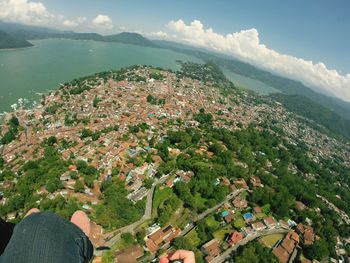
[0,63,349,263]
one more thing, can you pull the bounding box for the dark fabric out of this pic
[0,212,93,263]
[0,218,15,255]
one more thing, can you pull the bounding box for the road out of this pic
[194,189,245,222]
[179,189,245,238]
[95,180,244,257]
[211,228,288,263]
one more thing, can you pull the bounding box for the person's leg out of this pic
[0,218,15,255]
[0,212,93,263]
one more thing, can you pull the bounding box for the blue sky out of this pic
[40,0,350,73]
[1,0,349,101]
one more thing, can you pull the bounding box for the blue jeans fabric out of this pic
[0,212,93,263]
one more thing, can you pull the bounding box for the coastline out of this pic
[0,44,34,52]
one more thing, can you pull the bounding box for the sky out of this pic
[0,0,350,101]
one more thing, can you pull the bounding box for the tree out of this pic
[143,178,154,189]
[46,136,57,146]
[0,157,4,168]
[74,180,85,193]
[303,240,329,260]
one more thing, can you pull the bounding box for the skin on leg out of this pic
[25,208,40,218]
[70,210,91,237]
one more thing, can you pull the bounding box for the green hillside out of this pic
[0,30,33,49]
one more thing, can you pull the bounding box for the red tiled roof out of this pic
[202,239,221,258]
[273,246,289,263]
[229,231,243,246]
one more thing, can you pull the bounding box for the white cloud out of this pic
[0,0,56,24]
[92,14,113,30]
[168,19,350,102]
[63,16,86,27]
[150,31,170,39]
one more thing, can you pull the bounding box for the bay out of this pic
[0,39,202,112]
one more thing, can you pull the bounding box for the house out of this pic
[221,177,230,186]
[176,170,194,183]
[232,197,247,209]
[242,226,252,237]
[279,220,290,230]
[296,223,314,245]
[223,211,235,223]
[264,217,277,229]
[202,239,221,262]
[253,207,262,213]
[273,231,299,263]
[273,246,289,263]
[250,176,262,188]
[251,221,265,231]
[165,178,174,188]
[115,245,144,263]
[233,178,248,189]
[68,165,77,171]
[146,225,180,254]
[304,226,315,245]
[229,231,243,246]
[296,223,305,234]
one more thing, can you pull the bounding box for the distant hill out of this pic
[0,30,33,49]
[0,21,155,47]
[154,40,350,120]
[103,32,156,47]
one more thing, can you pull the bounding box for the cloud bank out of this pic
[0,0,56,24]
[167,19,350,102]
[92,15,113,30]
[63,16,86,27]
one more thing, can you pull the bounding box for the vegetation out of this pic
[0,30,33,49]
[270,93,350,140]
[95,178,145,229]
[230,241,279,263]
[1,116,20,144]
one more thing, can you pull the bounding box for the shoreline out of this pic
[0,44,35,52]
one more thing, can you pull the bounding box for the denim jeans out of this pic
[0,212,93,263]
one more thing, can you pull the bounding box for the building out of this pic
[273,246,290,263]
[232,197,248,209]
[224,211,235,223]
[251,221,265,231]
[115,245,144,263]
[233,178,248,189]
[304,226,315,245]
[202,239,221,262]
[146,225,180,254]
[263,217,277,229]
[250,176,262,188]
[229,231,243,246]
[273,232,299,263]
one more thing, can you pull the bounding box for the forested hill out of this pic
[270,93,350,140]
[103,32,156,47]
[154,40,350,120]
[0,21,155,48]
[0,30,33,49]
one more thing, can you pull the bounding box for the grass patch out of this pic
[185,228,201,247]
[255,212,267,220]
[233,216,246,229]
[170,208,192,229]
[206,215,221,229]
[102,235,136,263]
[152,186,173,218]
[213,225,233,241]
[193,192,207,211]
[260,234,284,248]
